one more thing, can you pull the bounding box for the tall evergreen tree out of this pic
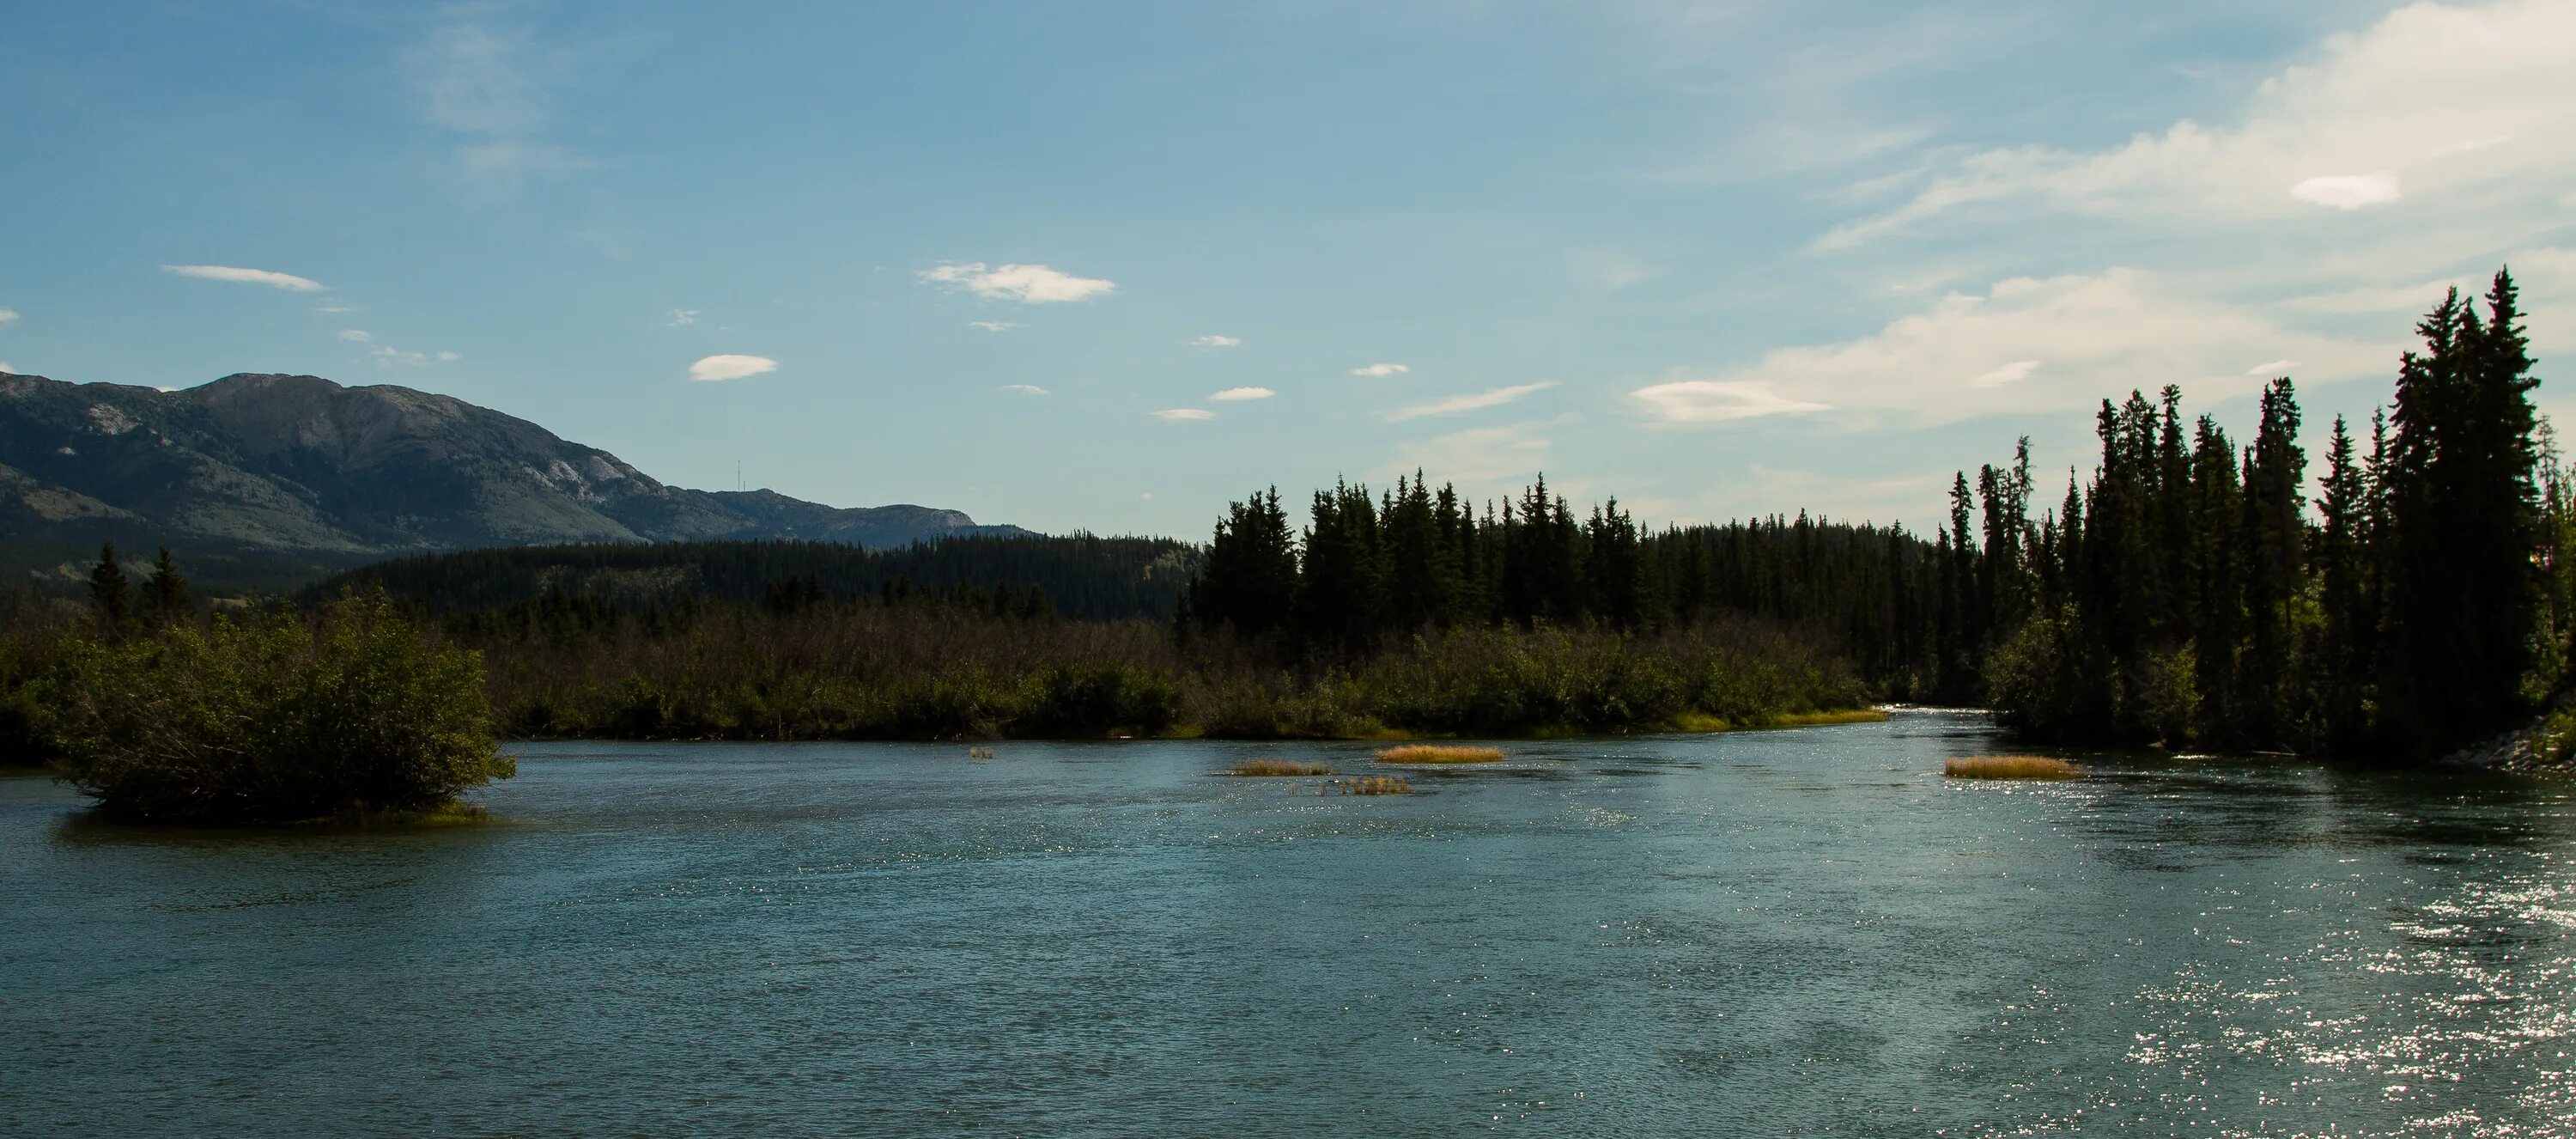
[1188,489,1298,637]
[2312,416,2369,749]
[88,542,133,628]
[146,546,193,624]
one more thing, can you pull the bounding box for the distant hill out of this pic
[0,369,1033,588]
[315,536,1200,623]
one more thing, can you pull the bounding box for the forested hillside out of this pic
[317,535,1199,623]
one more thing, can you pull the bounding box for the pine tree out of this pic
[1188,488,1298,637]
[88,542,133,628]
[2239,379,2306,744]
[2312,416,2368,749]
[146,546,193,624]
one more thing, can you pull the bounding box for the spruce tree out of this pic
[88,542,133,628]
[146,546,192,624]
[2312,416,2368,749]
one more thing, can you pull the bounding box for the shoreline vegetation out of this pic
[3,271,2561,823]
[1951,269,2569,766]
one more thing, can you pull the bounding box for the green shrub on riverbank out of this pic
[468,599,1865,741]
[37,594,511,822]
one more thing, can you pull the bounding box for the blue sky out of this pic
[3,1,2570,538]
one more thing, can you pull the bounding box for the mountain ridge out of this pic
[0,370,1033,575]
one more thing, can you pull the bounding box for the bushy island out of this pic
[3,578,509,823]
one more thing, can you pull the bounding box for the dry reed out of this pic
[1375,744,1504,764]
[1341,775,1413,795]
[1228,758,1333,777]
[1943,754,2080,780]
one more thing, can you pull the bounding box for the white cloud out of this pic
[1000,384,1051,396]
[1209,387,1274,401]
[1644,268,2391,428]
[161,264,328,292]
[0,308,17,325]
[919,262,1115,304]
[1352,362,1411,377]
[968,320,1020,332]
[1966,360,2039,389]
[1821,0,2576,247]
[1151,408,1216,422]
[1384,423,1552,486]
[313,303,360,314]
[338,329,374,343]
[2288,172,2402,210]
[2245,358,2300,375]
[689,354,777,381]
[665,308,700,327]
[1631,381,1831,425]
[437,350,462,362]
[1188,334,1242,348]
[1385,381,1555,423]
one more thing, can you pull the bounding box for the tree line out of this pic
[1184,476,1968,698]
[1959,268,2555,761]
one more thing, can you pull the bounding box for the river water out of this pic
[3,711,2573,1136]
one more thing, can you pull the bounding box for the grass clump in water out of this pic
[1376,744,1504,764]
[1228,757,1333,777]
[1944,754,2080,780]
[1341,775,1413,795]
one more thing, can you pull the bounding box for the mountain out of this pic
[0,370,1032,586]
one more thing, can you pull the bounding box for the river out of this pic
[3,710,2571,1136]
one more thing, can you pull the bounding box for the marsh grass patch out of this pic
[1944,754,2080,780]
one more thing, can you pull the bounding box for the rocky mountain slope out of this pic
[0,370,1031,570]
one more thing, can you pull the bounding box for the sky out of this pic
[3,0,2571,539]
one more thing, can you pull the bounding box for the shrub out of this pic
[39,594,512,822]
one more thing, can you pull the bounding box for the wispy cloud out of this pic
[1819,0,2576,247]
[369,344,462,367]
[404,20,602,198]
[312,303,360,314]
[690,354,777,381]
[1352,362,1410,377]
[1573,248,1648,290]
[920,262,1115,304]
[337,329,374,343]
[968,320,1020,332]
[1384,422,1552,486]
[665,308,700,327]
[1188,334,1242,348]
[1643,269,2390,428]
[161,264,327,292]
[1209,387,1273,401]
[1385,382,1554,423]
[0,308,17,325]
[1000,383,1051,396]
[1151,407,1215,422]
